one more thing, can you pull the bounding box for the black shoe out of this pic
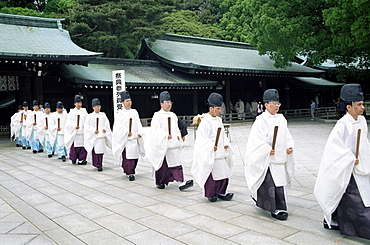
[179,180,194,191]
[27,146,31,149]
[52,152,55,155]
[271,210,288,220]
[61,156,66,162]
[323,219,339,230]
[38,149,43,153]
[156,183,165,189]
[48,154,52,158]
[208,195,218,202]
[33,150,37,154]
[16,144,19,147]
[72,160,77,164]
[78,160,87,165]
[129,175,135,181]
[22,146,26,150]
[218,193,234,201]
[97,167,103,172]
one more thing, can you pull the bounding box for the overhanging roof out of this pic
[0,93,15,109]
[137,34,325,77]
[58,58,217,88]
[294,77,344,87]
[0,13,101,63]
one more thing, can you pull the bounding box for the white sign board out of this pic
[112,70,126,117]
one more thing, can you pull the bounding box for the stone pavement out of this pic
[0,119,368,245]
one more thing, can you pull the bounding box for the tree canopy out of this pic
[219,0,370,70]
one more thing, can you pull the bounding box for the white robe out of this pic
[64,108,88,151]
[244,111,295,197]
[191,113,234,189]
[50,111,68,147]
[37,113,56,147]
[21,110,31,138]
[143,109,182,171]
[112,108,143,165]
[84,112,112,154]
[26,110,44,140]
[10,111,22,140]
[314,113,370,225]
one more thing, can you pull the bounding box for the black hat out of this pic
[39,101,44,105]
[207,93,223,107]
[33,100,39,106]
[159,91,171,103]
[92,98,100,107]
[56,101,64,109]
[18,105,23,110]
[263,89,279,103]
[44,102,50,109]
[22,101,28,107]
[74,95,82,103]
[120,91,131,102]
[340,84,364,102]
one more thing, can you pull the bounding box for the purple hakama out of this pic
[69,143,87,162]
[155,157,184,185]
[92,148,103,168]
[256,168,287,212]
[204,173,228,198]
[333,175,370,239]
[121,149,138,175]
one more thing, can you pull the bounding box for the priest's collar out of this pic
[265,110,277,118]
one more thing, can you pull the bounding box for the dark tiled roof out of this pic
[58,58,217,87]
[139,33,325,77]
[0,13,101,62]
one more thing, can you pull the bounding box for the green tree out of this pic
[173,0,223,24]
[219,0,370,70]
[65,0,175,58]
[160,10,224,39]
[0,6,56,17]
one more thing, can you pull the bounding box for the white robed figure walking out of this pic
[37,102,56,158]
[192,93,234,202]
[64,95,88,165]
[244,89,294,220]
[314,84,370,239]
[112,91,143,181]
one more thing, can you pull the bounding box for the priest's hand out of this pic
[177,136,180,140]
[45,126,48,130]
[182,136,185,141]
[355,159,359,165]
[57,128,61,131]
[224,145,229,149]
[102,129,106,133]
[270,150,275,155]
[95,130,99,134]
[138,134,142,138]
[33,122,37,125]
[128,132,132,137]
[20,120,23,123]
[168,135,172,139]
[214,146,218,151]
[287,147,293,154]
[75,126,80,130]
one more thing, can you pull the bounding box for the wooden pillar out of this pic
[33,76,43,102]
[192,89,198,115]
[225,78,231,113]
[285,84,291,109]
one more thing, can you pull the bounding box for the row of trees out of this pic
[1,0,370,73]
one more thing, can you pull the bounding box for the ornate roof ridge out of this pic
[159,33,256,50]
[0,13,64,29]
